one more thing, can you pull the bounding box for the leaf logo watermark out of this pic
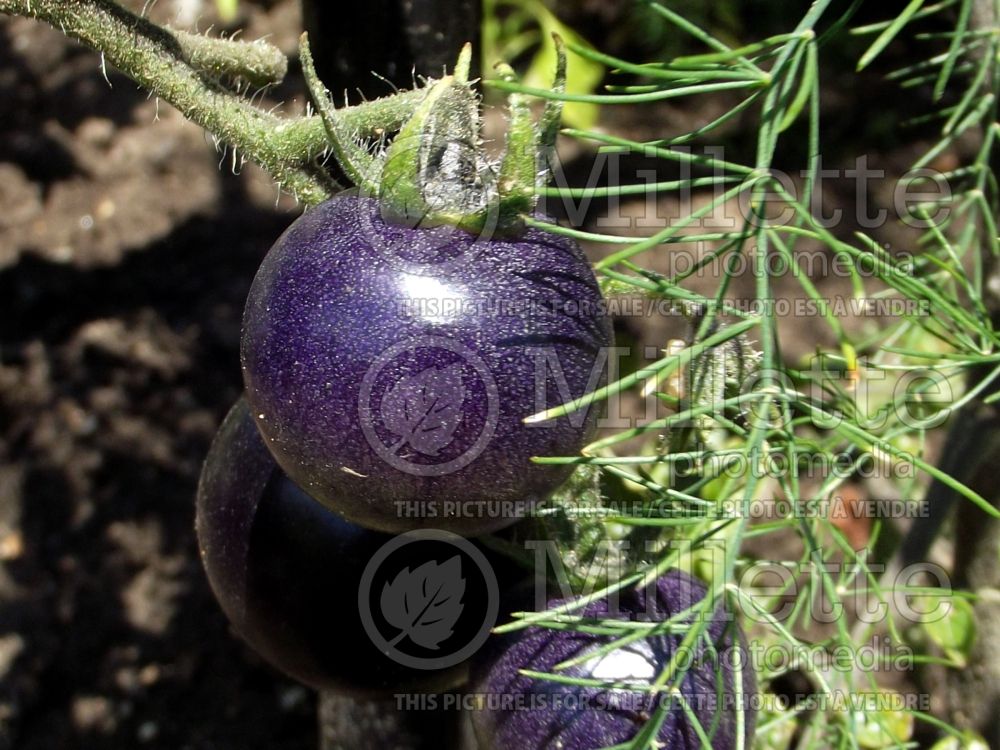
[359,336,500,476]
[358,530,499,670]
[381,556,465,649]
[381,364,466,458]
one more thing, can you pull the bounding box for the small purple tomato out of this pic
[470,569,757,750]
[196,397,524,695]
[240,192,613,535]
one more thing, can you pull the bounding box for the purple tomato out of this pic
[470,569,757,749]
[240,192,613,535]
[196,397,525,695]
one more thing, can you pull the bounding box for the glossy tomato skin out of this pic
[470,570,757,750]
[196,397,524,696]
[240,192,613,536]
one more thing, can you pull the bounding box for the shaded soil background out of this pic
[1,1,316,747]
[0,0,975,748]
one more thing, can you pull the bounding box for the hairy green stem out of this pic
[300,33,379,191]
[0,0,424,205]
[173,28,288,88]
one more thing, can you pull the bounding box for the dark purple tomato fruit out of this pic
[470,569,757,750]
[196,397,525,695]
[240,191,613,536]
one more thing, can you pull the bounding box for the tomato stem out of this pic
[0,0,428,206]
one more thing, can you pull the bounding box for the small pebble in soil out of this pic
[137,720,159,743]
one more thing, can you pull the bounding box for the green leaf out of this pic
[215,0,238,23]
[754,696,797,750]
[521,3,603,129]
[857,0,926,71]
[919,594,976,666]
[778,40,817,132]
[930,730,991,750]
[933,0,973,101]
[853,691,915,748]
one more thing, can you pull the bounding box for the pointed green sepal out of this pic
[536,33,567,183]
[496,62,538,217]
[299,33,379,193]
[304,37,570,237]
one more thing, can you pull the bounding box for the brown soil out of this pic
[0,1,320,748]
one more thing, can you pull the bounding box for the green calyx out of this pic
[301,33,567,236]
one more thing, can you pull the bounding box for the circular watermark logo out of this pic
[358,335,499,476]
[358,529,500,670]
